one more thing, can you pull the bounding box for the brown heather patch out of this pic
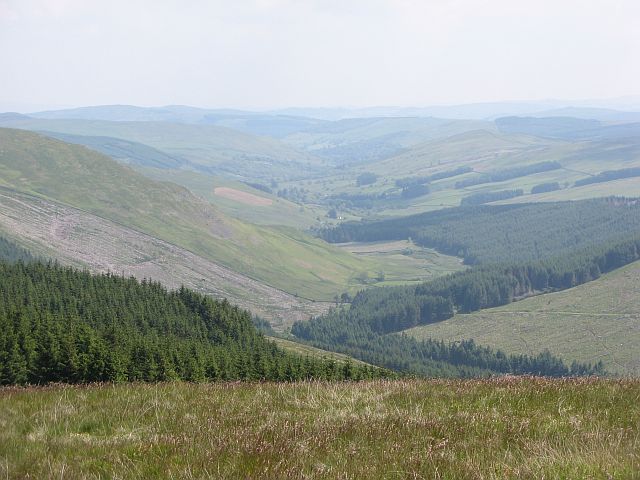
[0,379,638,479]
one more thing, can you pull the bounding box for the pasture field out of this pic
[405,260,640,376]
[1,379,638,479]
[335,239,465,284]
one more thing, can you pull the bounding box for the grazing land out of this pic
[405,260,640,375]
[1,379,638,479]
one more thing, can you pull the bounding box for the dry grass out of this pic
[1,378,638,479]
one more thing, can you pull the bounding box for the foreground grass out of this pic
[1,379,638,479]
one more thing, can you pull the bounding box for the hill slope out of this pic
[0,116,325,179]
[0,189,329,328]
[405,260,640,375]
[0,128,435,305]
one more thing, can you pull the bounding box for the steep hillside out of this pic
[0,189,328,328]
[405,260,640,375]
[0,129,442,308]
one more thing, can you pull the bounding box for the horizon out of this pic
[3,94,640,117]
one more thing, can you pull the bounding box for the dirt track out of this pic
[0,189,328,330]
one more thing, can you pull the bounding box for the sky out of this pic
[1,0,639,111]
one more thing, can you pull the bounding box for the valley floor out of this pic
[1,379,638,479]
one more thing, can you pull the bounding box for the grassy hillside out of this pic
[0,189,330,329]
[0,128,449,302]
[1,379,638,478]
[40,131,188,169]
[267,336,371,365]
[405,260,640,375]
[136,167,324,228]
[289,129,640,219]
[283,117,495,165]
[0,117,325,180]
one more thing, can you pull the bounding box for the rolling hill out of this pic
[31,104,329,138]
[0,116,326,180]
[283,117,496,165]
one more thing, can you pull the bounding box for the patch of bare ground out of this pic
[0,190,328,329]
[214,187,273,206]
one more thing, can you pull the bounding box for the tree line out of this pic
[454,161,561,189]
[318,198,640,265]
[574,167,640,187]
[460,189,524,206]
[395,166,473,188]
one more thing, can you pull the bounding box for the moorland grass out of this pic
[1,378,638,479]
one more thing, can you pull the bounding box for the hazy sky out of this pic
[1,0,639,110]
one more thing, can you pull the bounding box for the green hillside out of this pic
[0,128,445,302]
[136,167,323,229]
[284,117,495,160]
[288,129,640,219]
[40,131,188,169]
[0,117,325,180]
[404,260,640,375]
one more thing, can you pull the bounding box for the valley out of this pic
[3,3,640,478]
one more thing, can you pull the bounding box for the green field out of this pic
[405,260,640,375]
[1,379,638,479]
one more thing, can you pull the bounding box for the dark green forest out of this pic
[395,166,472,188]
[292,237,640,377]
[319,198,640,265]
[574,167,640,187]
[0,236,33,263]
[301,199,640,376]
[0,246,387,385]
[454,161,561,188]
[531,182,561,194]
[460,189,524,205]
